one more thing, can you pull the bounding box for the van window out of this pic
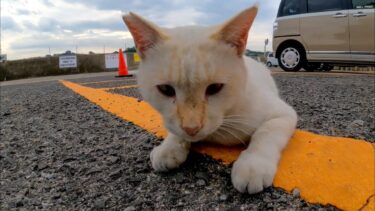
[278,0,301,17]
[307,0,345,13]
[352,0,375,9]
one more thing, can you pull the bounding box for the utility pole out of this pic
[264,38,269,58]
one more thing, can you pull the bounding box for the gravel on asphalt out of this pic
[1,73,373,210]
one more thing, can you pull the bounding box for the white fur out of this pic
[124,6,297,194]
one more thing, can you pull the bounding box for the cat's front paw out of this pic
[150,142,189,172]
[231,152,277,194]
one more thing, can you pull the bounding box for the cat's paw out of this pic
[231,152,277,194]
[150,142,189,172]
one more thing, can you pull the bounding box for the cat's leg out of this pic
[231,109,297,194]
[150,133,191,172]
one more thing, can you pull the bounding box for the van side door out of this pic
[349,0,375,62]
[300,0,350,61]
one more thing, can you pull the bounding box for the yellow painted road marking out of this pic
[60,80,374,211]
[98,85,138,91]
[61,80,166,138]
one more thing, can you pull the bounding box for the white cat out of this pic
[123,5,297,194]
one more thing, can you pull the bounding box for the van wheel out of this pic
[266,62,272,67]
[278,46,304,72]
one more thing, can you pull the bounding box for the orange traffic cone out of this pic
[116,48,133,77]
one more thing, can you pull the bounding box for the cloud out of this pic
[2,16,21,31]
[17,9,32,15]
[149,7,207,27]
[2,0,281,60]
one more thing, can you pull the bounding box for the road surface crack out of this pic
[359,194,374,211]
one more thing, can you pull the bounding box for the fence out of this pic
[0,53,140,81]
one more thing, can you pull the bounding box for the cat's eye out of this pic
[206,83,224,96]
[157,84,176,97]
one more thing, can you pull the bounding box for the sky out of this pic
[1,0,281,60]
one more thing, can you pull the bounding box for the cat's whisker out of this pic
[221,123,250,136]
[224,114,246,117]
[224,115,251,119]
[223,116,251,121]
[221,124,251,139]
[212,129,227,140]
[217,125,247,145]
[222,120,253,130]
[223,119,250,123]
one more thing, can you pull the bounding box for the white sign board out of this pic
[105,53,128,69]
[105,53,119,69]
[59,55,77,68]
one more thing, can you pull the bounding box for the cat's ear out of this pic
[211,5,258,56]
[122,12,169,58]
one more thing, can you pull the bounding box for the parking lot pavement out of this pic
[0,70,139,87]
[0,72,374,210]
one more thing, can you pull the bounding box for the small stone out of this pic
[174,173,185,183]
[266,203,274,209]
[59,164,75,176]
[52,193,61,200]
[227,205,241,211]
[107,156,120,164]
[271,191,281,200]
[41,172,54,179]
[63,157,76,163]
[12,197,24,207]
[352,119,364,126]
[219,194,228,201]
[196,179,206,186]
[123,205,136,211]
[16,197,23,207]
[36,162,49,171]
[109,168,123,180]
[94,198,107,209]
[85,168,102,176]
[292,188,300,197]
[195,172,209,182]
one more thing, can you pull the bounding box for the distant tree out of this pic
[89,51,95,55]
[124,47,137,53]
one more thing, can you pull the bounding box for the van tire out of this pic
[266,62,273,67]
[277,45,305,72]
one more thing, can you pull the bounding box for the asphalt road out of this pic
[0,71,374,210]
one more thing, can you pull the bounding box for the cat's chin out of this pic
[180,134,207,143]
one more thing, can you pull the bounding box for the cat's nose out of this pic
[182,126,201,136]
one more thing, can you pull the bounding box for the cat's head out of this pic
[123,6,258,142]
